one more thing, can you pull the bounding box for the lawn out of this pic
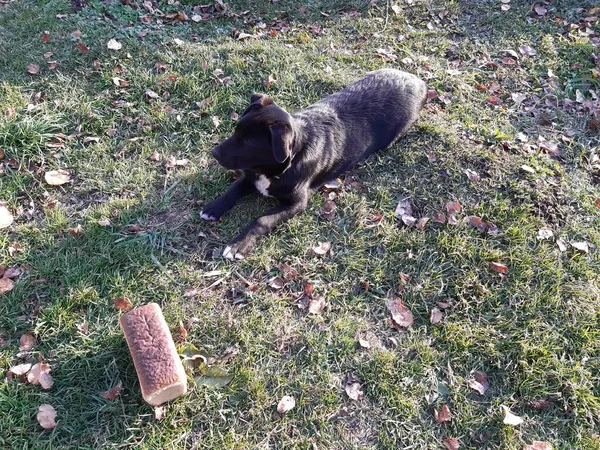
[1,0,599,448]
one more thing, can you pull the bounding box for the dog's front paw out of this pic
[222,236,257,261]
[200,200,227,222]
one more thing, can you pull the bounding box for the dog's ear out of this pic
[242,93,274,117]
[250,93,274,107]
[270,123,292,163]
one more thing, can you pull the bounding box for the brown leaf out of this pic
[401,215,417,227]
[268,276,285,290]
[311,242,331,256]
[443,438,460,450]
[178,320,188,339]
[303,282,315,297]
[44,169,71,186]
[277,395,296,413]
[468,370,489,395]
[113,297,133,312]
[27,64,40,75]
[41,32,51,42]
[308,296,326,314]
[74,42,89,54]
[595,198,600,210]
[97,217,111,227]
[154,61,168,71]
[112,77,129,87]
[490,262,508,274]
[435,404,452,423]
[394,198,413,218]
[9,363,32,376]
[320,200,337,221]
[0,276,14,295]
[386,298,414,329]
[415,217,429,229]
[464,169,480,182]
[125,223,141,233]
[71,30,82,39]
[150,151,161,162]
[19,332,37,351]
[37,404,57,429]
[47,61,57,70]
[523,442,552,450]
[100,381,122,400]
[430,307,443,324]
[445,201,462,215]
[432,212,446,224]
[27,363,54,389]
[465,216,487,232]
[344,373,364,401]
[145,89,160,100]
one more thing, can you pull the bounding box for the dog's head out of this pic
[211,93,294,171]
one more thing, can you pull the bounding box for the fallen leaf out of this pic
[320,200,337,221]
[465,169,480,182]
[44,169,71,186]
[100,381,122,400]
[107,39,122,50]
[512,92,527,105]
[445,201,462,215]
[75,320,89,334]
[523,442,552,450]
[490,262,508,274]
[212,116,221,127]
[571,241,589,253]
[68,224,84,237]
[465,216,487,232]
[430,307,443,324]
[150,151,161,162]
[125,223,141,233]
[0,206,14,229]
[165,156,189,168]
[537,228,553,240]
[237,32,255,40]
[595,198,600,209]
[37,404,57,429]
[358,338,371,349]
[27,363,54,389]
[556,239,567,252]
[344,373,364,400]
[435,404,452,423]
[154,405,166,420]
[443,438,460,450]
[311,242,331,256]
[277,395,296,413]
[268,277,284,290]
[308,296,326,314]
[74,42,89,54]
[145,89,160,100]
[27,64,40,75]
[9,363,32,376]
[97,217,111,227]
[19,332,36,351]
[112,77,129,87]
[173,38,184,46]
[391,4,401,14]
[468,370,489,395]
[178,320,188,339]
[41,31,51,42]
[195,366,233,388]
[113,297,133,312]
[394,198,413,218]
[534,5,547,16]
[432,212,447,224]
[154,61,168,71]
[401,215,417,227]
[415,217,429,229]
[519,45,537,56]
[71,30,82,39]
[386,297,414,329]
[501,405,524,426]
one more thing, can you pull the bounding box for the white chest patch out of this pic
[255,175,271,197]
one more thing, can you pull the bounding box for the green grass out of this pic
[1,0,600,448]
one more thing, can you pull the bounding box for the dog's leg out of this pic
[223,189,309,260]
[200,178,255,221]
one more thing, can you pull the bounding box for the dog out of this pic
[201,69,427,260]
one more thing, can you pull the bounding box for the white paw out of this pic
[200,211,217,221]
[222,246,244,261]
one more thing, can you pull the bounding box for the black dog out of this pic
[201,69,427,259]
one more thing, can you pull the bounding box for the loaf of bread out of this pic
[119,303,187,406]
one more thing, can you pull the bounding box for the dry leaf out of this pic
[443,438,460,450]
[47,61,57,70]
[501,405,523,426]
[27,64,40,75]
[211,116,221,128]
[100,381,122,400]
[394,198,413,218]
[523,441,552,450]
[386,298,414,329]
[27,363,54,389]
[154,405,166,420]
[358,338,371,349]
[435,404,452,423]
[112,77,129,87]
[71,30,82,39]
[113,297,133,312]
[311,242,331,256]
[490,262,508,274]
[0,275,15,295]
[44,169,71,186]
[415,217,429,229]
[97,217,111,227]
[571,241,589,253]
[465,216,487,232]
[308,296,326,314]
[537,228,553,240]
[9,363,32,376]
[145,89,160,99]
[19,332,36,351]
[320,200,337,221]
[0,205,13,229]
[468,370,489,395]
[76,320,89,334]
[178,320,188,339]
[391,4,401,14]
[107,39,122,50]
[37,404,57,429]
[277,395,296,413]
[556,239,567,252]
[432,212,446,224]
[344,373,364,400]
[464,169,480,182]
[41,31,51,42]
[430,307,443,324]
[445,201,462,215]
[74,42,89,54]
[519,45,537,56]
[268,277,284,290]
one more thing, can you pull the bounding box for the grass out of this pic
[1,0,599,448]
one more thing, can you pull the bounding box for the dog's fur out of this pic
[202,69,427,259]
